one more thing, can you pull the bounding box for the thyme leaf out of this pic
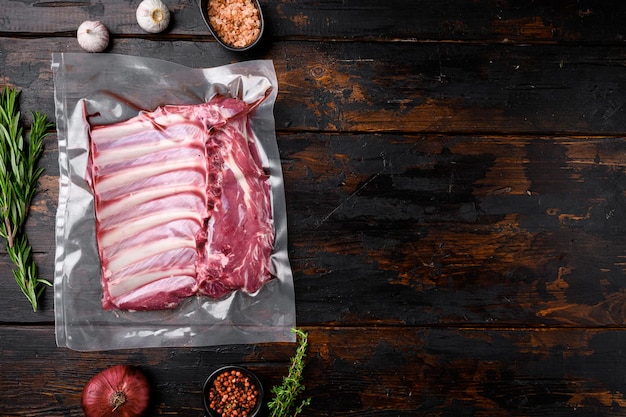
[268,328,312,417]
[0,87,52,311]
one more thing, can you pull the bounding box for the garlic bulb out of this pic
[77,20,109,53]
[136,0,171,33]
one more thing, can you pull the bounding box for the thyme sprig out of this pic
[0,87,52,311]
[268,328,312,417]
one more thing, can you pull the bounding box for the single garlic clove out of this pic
[136,0,171,33]
[77,20,109,53]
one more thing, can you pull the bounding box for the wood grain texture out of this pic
[3,0,626,44]
[2,134,625,328]
[1,1,626,416]
[3,326,626,416]
[1,39,626,134]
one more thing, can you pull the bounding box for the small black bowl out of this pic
[198,0,265,52]
[203,365,264,417]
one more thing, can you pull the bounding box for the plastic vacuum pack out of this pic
[52,53,295,351]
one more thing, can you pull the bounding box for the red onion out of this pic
[81,365,150,417]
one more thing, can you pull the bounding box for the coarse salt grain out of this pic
[208,0,261,48]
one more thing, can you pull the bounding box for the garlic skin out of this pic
[77,20,109,53]
[136,0,171,33]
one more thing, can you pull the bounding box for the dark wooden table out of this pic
[2,1,626,416]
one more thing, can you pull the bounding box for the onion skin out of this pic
[82,365,150,417]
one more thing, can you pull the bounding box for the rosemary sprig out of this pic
[0,87,52,311]
[268,328,312,417]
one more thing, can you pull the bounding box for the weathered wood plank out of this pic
[2,0,626,44]
[2,134,625,326]
[283,134,626,328]
[1,0,207,35]
[1,2,623,417]
[2,326,626,416]
[1,39,626,135]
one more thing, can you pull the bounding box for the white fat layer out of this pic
[107,268,196,298]
[94,137,198,165]
[100,209,203,247]
[106,236,197,273]
[95,157,204,193]
[97,184,204,220]
[224,153,253,208]
[91,113,188,142]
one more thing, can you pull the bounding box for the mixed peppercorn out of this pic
[208,369,260,417]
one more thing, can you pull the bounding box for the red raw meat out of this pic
[87,96,274,310]
[197,112,274,299]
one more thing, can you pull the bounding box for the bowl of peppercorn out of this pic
[203,365,264,417]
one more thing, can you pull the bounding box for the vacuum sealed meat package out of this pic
[88,98,274,311]
[52,53,296,351]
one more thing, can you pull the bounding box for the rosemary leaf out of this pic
[7,234,52,311]
[268,328,312,417]
[0,87,52,311]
